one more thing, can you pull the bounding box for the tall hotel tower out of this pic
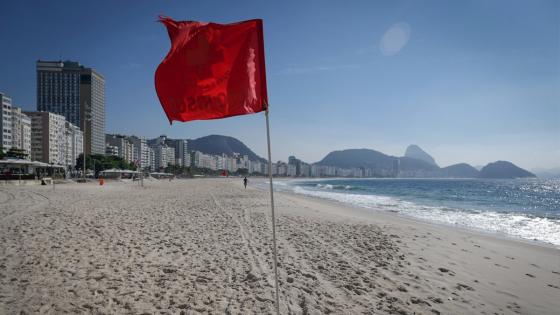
[36,60,105,155]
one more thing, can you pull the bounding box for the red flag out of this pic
[155,16,268,123]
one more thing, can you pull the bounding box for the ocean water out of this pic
[272,178,560,247]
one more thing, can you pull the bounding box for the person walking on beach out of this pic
[243,176,248,189]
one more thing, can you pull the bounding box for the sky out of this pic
[0,0,558,170]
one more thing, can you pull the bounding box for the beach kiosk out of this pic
[99,169,139,180]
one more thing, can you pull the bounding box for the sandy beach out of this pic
[0,178,558,314]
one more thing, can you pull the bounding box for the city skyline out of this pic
[0,0,558,170]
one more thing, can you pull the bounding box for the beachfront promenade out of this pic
[0,179,558,314]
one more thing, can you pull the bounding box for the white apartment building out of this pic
[264,162,278,176]
[106,134,135,163]
[166,146,175,167]
[215,154,225,170]
[300,163,311,177]
[64,121,83,168]
[149,148,155,171]
[224,155,238,172]
[151,144,175,170]
[106,145,118,156]
[129,136,153,170]
[1,93,13,151]
[148,135,175,170]
[287,164,297,177]
[10,107,32,159]
[251,160,265,174]
[192,151,217,170]
[277,163,288,176]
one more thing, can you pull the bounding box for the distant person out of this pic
[243,176,248,189]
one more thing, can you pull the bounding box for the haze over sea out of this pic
[272,178,560,247]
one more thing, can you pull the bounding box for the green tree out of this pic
[6,148,28,159]
[76,154,136,175]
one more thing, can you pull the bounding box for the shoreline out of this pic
[281,187,560,251]
[261,177,560,250]
[261,182,560,313]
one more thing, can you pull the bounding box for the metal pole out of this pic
[265,110,280,315]
[83,151,86,181]
[82,114,88,183]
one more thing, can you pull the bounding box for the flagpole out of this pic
[265,109,280,315]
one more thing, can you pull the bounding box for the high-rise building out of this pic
[129,136,153,170]
[170,139,190,168]
[277,162,287,176]
[36,60,105,156]
[1,92,13,151]
[148,135,177,170]
[151,144,174,170]
[106,145,119,157]
[300,163,311,177]
[192,151,217,170]
[11,107,32,159]
[106,134,134,163]
[25,111,67,165]
[287,164,297,177]
[64,121,83,168]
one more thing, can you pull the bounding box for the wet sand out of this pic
[0,178,558,314]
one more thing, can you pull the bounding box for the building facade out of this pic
[171,139,189,167]
[129,136,153,170]
[37,60,105,156]
[151,145,174,170]
[106,145,118,156]
[11,107,32,159]
[64,121,83,169]
[106,134,134,163]
[1,93,13,151]
[148,135,177,170]
[25,111,67,165]
[192,151,217,170]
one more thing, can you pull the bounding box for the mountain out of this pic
[188,135,266,162]
[398,156,439,172]
[404,145,437,166]
[316,148,396,169]
[440,163,480,178]
[315,148,532,179]
[479,161,536,179]
[315,148,441,177]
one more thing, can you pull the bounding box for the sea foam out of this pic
[292,185,560,246]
